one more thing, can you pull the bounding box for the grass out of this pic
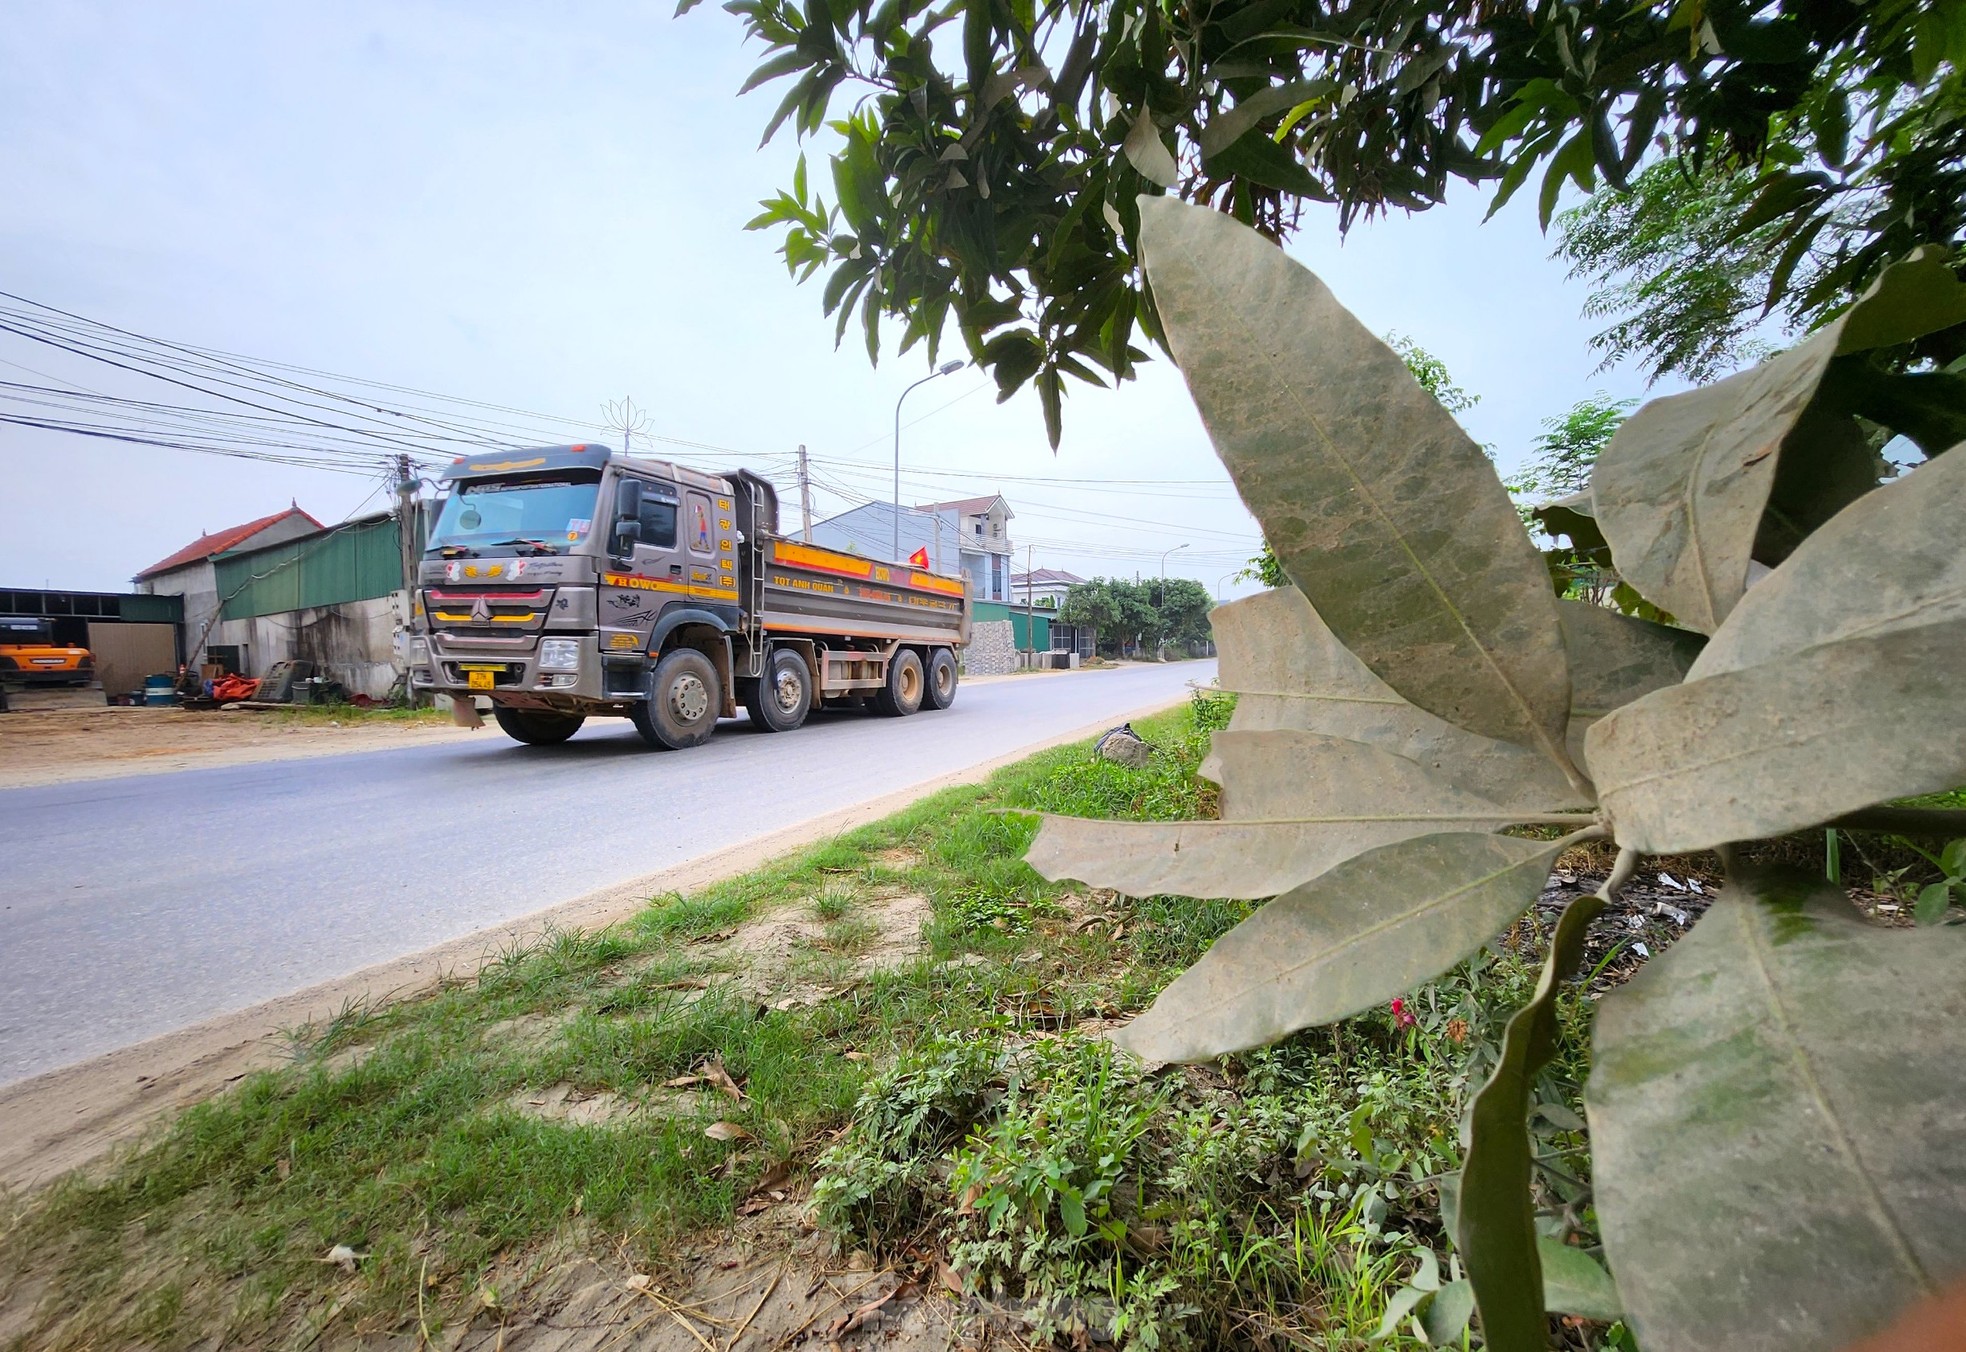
[272,701,453,727]
[0,688,1598,1350]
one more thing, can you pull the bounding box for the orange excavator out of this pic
[0,616,94,686]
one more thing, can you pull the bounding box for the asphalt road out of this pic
[0,661,1211,1086]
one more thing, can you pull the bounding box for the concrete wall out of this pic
[963,619,1018,676]
[211,596,399,698]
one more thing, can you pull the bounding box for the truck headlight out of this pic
[409,637,430,668]
[538,639,581,671]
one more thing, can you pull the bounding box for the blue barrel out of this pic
[143,674,179,707]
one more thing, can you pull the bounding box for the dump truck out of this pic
[408,444,969,748]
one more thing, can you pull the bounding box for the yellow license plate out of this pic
[467,669,495,691]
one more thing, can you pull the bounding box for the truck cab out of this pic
[409,444,966,750]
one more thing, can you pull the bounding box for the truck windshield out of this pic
[428,475,602,553]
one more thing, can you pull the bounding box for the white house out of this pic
[808,493,1016,601]
[1009,567,1084,611]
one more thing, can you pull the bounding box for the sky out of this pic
[0,2,1683,598]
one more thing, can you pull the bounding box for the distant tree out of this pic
[1514,392,1637,502]
[1058,579,1119,655]
[1156,578,1214,650]
[1386,334,1480,415]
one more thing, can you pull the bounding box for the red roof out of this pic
[134,506,323,580]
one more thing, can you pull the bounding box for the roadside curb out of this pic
[0,687,1198,1191]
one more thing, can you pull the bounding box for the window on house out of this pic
[973,521,982,536]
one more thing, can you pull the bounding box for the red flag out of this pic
[908,547,930,568]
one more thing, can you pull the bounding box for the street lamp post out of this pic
[1157,544,1189,658]
[893,360,965,561]
[1215,569,1240,603]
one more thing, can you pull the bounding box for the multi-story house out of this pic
[808,493,1016,602]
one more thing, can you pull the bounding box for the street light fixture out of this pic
[1160,542,1189,581]
[893,360,966,561]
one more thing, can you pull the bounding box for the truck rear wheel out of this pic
[873,647,925,717]
[632,649,722,749]
[745,649,811,733]
[492,706,586,746]
[923,647,958,710]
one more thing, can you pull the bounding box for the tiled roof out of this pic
[134,506,323,580]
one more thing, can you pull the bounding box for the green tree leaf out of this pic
[1457,890,1605,1352]
[1915,882,1954,925]
[1109,833,1564,1064]
[1588,870,1966,1352]
[1538,1238,1622,1320]
[1691,442,1966,679]
[1137,197,1576,773]
[1588,619,1966,854]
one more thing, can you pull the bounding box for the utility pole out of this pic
[393,454,418,593]
[393,454,420,695]
[1024,543,1036,665]
[797,443,813,542]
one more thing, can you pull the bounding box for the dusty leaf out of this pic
[1691,442,1966,679]
[1035,716,1552,904]
[1122,107,1177,188]
[1539,1239,1622,1321]
[1751,408,1882,566]
[704,1121,753,1142]
[1556,599,1704,775]
[1110,833,1563,1063]
[1588,869,1966,1352]
[1591,249,1961,633]
[1456,891,1604,1352]
[1589,334,1842,634]
[1832,244,1966,355]
[1211,589,1584,811]
[1138,196,1575,769]
[1587,618,1966,854]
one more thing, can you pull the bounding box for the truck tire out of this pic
[923,647,959,710]
[492,706,586,746]
[744,649,811,733]
[632,648,722,749]
[873,647,925,717]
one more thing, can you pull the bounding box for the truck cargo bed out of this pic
[757,539,968,647]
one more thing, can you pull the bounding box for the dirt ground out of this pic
[0,705,482,790]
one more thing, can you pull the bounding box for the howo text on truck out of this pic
[409,445,969,748]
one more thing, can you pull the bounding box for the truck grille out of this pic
[425,587,553,631]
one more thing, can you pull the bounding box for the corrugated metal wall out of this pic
[215,517,403,621]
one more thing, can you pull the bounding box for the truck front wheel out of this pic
[745,649,811,733]
[923,648,958,710]
[492,706,586,746]
[633,648,722,749]
[873,648,925,717]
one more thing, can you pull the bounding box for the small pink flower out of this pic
[1390,998,1416,1030]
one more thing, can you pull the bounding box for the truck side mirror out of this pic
[613,479,644,558]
